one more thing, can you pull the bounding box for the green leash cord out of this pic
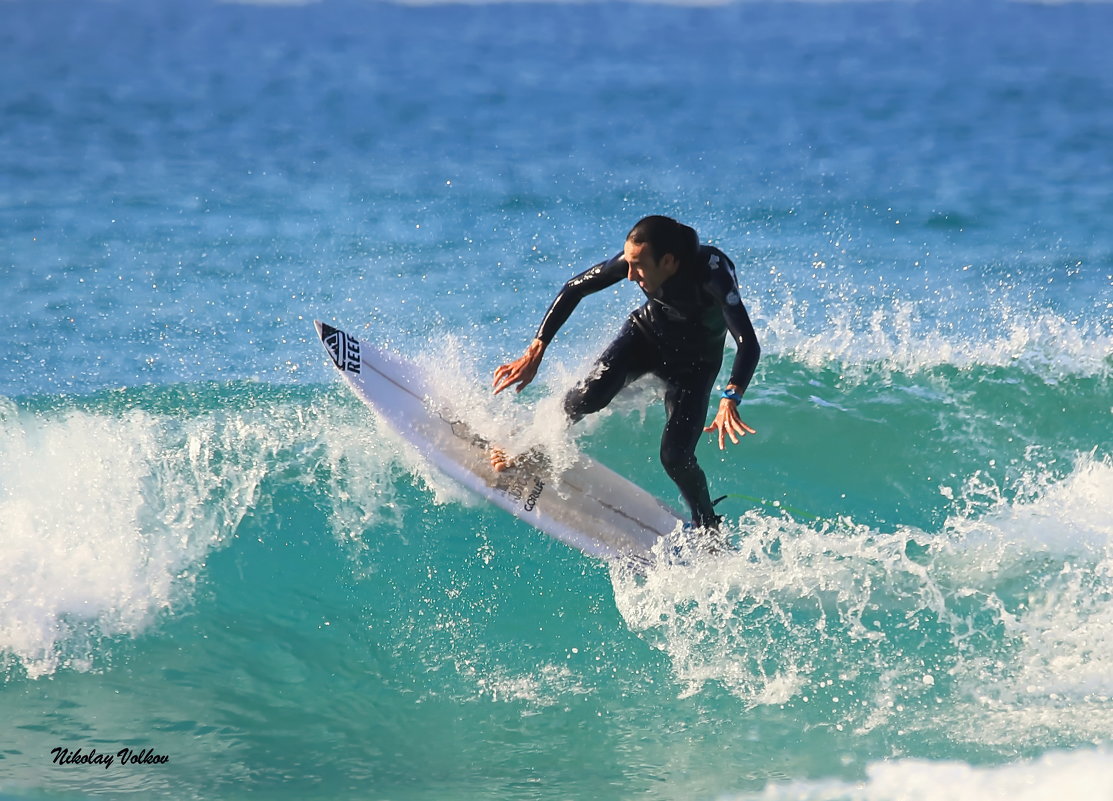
[715,493,822,523]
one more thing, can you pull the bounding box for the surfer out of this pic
[493,215,760,530]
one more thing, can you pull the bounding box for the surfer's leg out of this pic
[493,323,648,473]
[659,365,720,528]
[562,320,652,423]
[491,321,647,473]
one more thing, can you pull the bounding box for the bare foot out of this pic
[489,447,513,472]
[489,446,549,475]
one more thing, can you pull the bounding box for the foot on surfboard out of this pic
[488,446,551,475]
[490,446,513,473]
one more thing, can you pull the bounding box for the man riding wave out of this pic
[493,215,761,531]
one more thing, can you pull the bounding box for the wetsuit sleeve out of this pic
[707,252,761,395]
[534,253,626,344]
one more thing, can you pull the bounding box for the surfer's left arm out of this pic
[704,252,761,450]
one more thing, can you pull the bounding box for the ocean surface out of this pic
[2,0,1112,799]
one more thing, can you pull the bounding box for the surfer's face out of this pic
[623,240,678,293]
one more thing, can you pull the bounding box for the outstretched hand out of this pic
[493,338,547,395]
[704,397,756,450]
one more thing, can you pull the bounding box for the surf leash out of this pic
[714,493,822,523]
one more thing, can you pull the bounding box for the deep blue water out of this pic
[1,1,1112,799]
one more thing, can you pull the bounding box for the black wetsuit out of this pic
[535,245,760,527]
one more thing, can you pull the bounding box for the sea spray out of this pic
[0,385,392,678]
[2,0,1112,798]
[0,404,253,678]
[611,454,1113,750]
[728,747,1113,801]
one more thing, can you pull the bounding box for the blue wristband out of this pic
[721,388,742,404]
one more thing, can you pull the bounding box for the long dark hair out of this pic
[626,216,700,267]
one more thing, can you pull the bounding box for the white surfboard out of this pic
[315,321,681,566]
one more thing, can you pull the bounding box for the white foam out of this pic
[732,747,1113,801]
[933,454,1113,745]
[611,453,1113,746]
[756,296,1112,379]
[611,513,919,702]
[317,398,422,536]
[0,401,268,678]
[410,333,593,478]
[0,387,431,677]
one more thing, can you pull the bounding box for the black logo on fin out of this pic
[320,323,361,375]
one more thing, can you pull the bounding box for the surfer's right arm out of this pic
[493,337,547,394]
[493,255,626,395]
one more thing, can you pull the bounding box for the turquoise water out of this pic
[2,1,1112,799]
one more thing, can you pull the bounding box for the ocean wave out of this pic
[612,453,1113,746]
[0,386,402,679]
[733,746,1113,801]
[0,396,272,678]
[4,368,1109,765]
[756,297,1113,379]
